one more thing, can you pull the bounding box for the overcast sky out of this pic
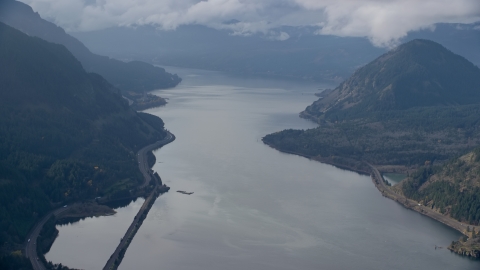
[20,0,480,47]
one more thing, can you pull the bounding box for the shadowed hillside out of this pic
[0,0,181,93]
[0,22,167,265]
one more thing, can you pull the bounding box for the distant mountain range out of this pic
[0,0,181,93]
[71,24,384,82]
[70,22,480,83]
[0,21,168,265]
[4,1,478,84]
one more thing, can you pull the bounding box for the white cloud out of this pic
[19,0,480,46]
[274,31,290,41]
[295,0,480,47]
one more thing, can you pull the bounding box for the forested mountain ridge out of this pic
[302,39,480,122]
[0,22,167,264]
[0,0,181,93]
[414,149,480,256]
[264,39,480,172]
[400,148,480,224]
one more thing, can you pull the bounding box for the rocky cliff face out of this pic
[449,237,480,258]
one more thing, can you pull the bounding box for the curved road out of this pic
[25,132,175,270]
[25,207,70,270]
[138,131,175,188]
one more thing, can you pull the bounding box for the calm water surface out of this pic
[45,198,144,269]
[48,68,477,270]
[384,173,407,186]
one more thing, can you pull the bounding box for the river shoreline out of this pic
[25,132,175,270]
[102,132,175,270]
[265,143,480,253]
[58,202,116,220]
[262,141,370,175]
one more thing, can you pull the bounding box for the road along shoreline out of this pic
[24,207,70,270]
[103,131,175,270]
[263,143,479,237]
[368,163,480,258]
[367,163,479,235]
[24,131,175,270]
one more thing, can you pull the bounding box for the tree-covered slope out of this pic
[302,39,480,122]
[264,39,480,170]
[401,148,480,224]
[0,0,181,93]
[0,22,166,258]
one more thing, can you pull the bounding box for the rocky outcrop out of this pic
[448,237,480,258]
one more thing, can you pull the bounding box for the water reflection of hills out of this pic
[103,197,142,210]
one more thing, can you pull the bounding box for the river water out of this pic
[47,68,477,270]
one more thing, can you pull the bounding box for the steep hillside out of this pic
[0,0,181,92]
[397,148,480,256]
[302,39,480,122]
[0,22,167,260]
[401,148,480,224]
[264,39,480,170]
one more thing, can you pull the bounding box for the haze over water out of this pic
[48,68,477,269]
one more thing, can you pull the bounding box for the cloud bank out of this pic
[20,0,480,46]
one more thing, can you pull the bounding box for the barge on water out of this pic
[177,190,194,195]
